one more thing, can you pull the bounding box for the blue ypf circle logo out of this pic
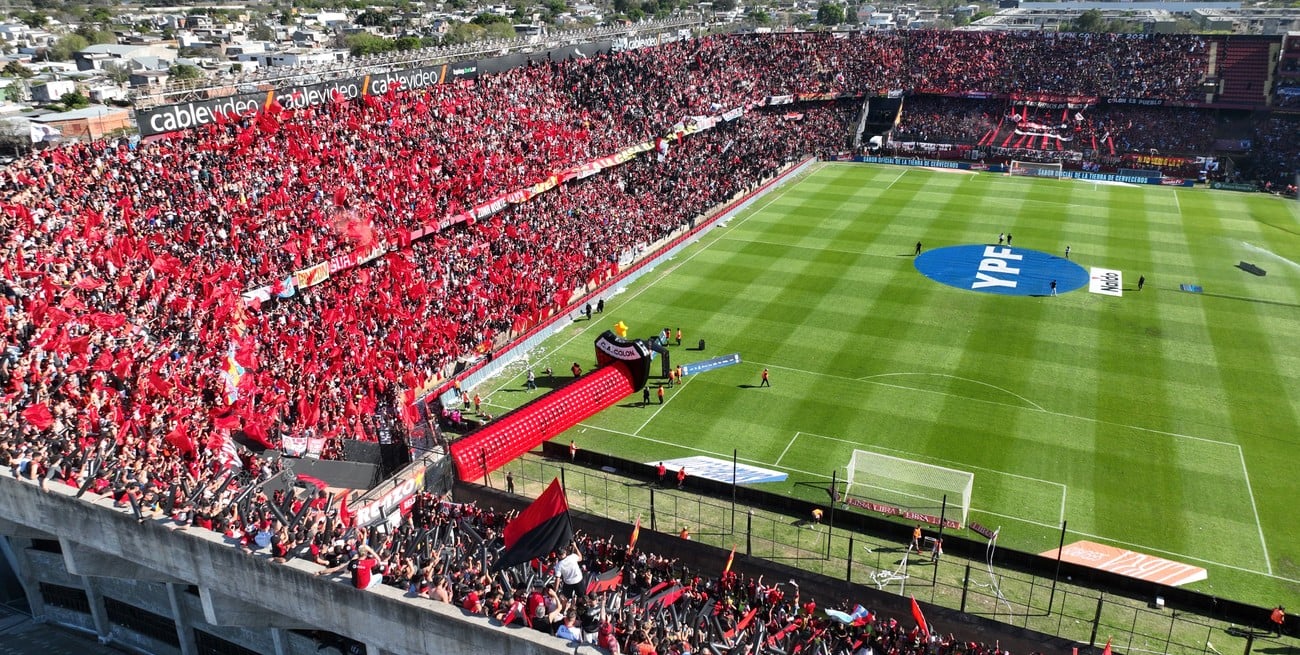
[914,245,1089,296]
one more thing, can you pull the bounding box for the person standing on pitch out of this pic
[915,241,923,256]
[1138,275,1145,291]
[1006,233,1013,245]
[1050,280,1057,296]
[642,387,651,407]
[998,232,1005,245]
[526,369,536,391]
[760,368,770,387]
[657,384,665,404]
[1064,245,1071,259]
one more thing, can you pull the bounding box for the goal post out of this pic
[1008,160,1064,179]
[845,450,973,527]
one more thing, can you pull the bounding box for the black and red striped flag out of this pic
[493,478,573,571]
[586,567,624,594]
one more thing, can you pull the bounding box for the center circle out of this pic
[914,245,1089,296]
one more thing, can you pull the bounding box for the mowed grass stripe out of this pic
[470,164,1300,604]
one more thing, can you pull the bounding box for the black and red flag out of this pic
[585,567,624,595]
[493,478,573,571]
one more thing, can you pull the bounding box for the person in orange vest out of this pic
[676,466,686,489]
[570,361,582,377]
[657,384,665,404]
[675,328,682,346]
[473,393,482,414]
[760,368,770,387]
[656,462,667,486]
[679,526,690,540]
[1271,606,1286,636]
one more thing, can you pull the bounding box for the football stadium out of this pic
[1,24,1298,655]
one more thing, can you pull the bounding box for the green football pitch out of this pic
[474,162,1300,608]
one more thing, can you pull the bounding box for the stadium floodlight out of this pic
[845,449,973,527]
[1008,160,1064,179]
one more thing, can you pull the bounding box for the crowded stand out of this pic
[905,32,1208,101]
[1251,115,1300,193]
[0,29,1285,653]
[301,490,1018,655]
[892,96,1218,158]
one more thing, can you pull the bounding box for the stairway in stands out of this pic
[1215,38,1277,107]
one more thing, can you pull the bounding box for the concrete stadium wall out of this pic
[0,474,588,655]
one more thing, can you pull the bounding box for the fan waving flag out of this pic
[911,596,930,638]
[723,545,736,575]
[629,516,641,550]
[493,478,572,571]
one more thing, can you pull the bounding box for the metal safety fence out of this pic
[488,454,1285,655]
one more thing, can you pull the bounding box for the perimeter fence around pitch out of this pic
[486,452,1282,655]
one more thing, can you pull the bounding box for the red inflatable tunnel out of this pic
[449,361,636,482]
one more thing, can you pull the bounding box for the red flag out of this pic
[628,516,641,550]
[723,545,736,575]
[165,422,196,455]
[910,596,930,638]
[338,490,354,527]
[22,403,54,431]
[496,478,572,571]
[1102,639,1112,655]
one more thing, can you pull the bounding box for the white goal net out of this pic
[1008,160,1064,179]
[845,450,973,527]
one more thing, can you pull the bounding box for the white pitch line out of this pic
[882,169,908,191]
[797,431,1066,494]
[634,374,696,435]
[857,372,1046,412]
[1059,485,1067,525]
[774,432,801,467]
[763,361,1241,449]
[1237,444,1273,574]
[578,422,1300,584]
[479,166,817,401]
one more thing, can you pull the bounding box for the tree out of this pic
[484,22,517,39]
[713,0,737,11]
[168,63,203,80]
[103,61,131,84]
[3,61,35,79]
[443,22,485,45]
[345,33,394,56]
[60,90,90,108]
[816,2,844,25]
[750,8,773,24]
[471,12,512,25]
[17,11,49,29]
[1071,9,1104,32]
[393,36,421,51]
[48,34,89,62]
[354,10,390,27]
